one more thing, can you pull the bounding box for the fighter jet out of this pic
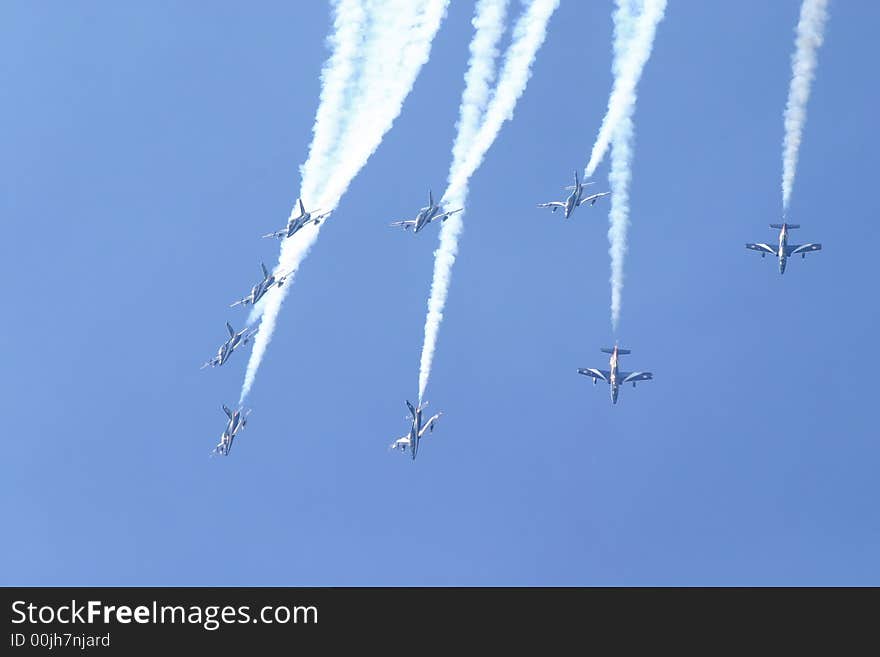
[389,400,442,460]
[745,222,822,274]
[389,190,462,234]
[230,262,291,308]
[538,170,610,219]
[578,345,653,405]
[201,322,258,369]
[262,198,331,240]
[212,404,250,456]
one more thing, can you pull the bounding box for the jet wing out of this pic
[786,243,822,256]
[745,243,777,255]
[537,201,565,210]
[262,230,285,239]
[439,208,462,220]
[578,192,610,206]
[578,368,610,382]
[417,413,442,438]
[229,298,250,308]
[390,220,417,230]
[620,371,653,384]
[390,435,411,451]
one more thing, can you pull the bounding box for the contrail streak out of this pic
[591,0,665,331]
[418,0,558,402]
[452,0,510,182]
[782,0,829,211]
[240,0,449,402]
[608,119,632,332]
[583,0,666,179]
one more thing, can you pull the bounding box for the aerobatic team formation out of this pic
[200,0,830,459]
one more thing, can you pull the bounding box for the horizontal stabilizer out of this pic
[601,347,630,355]
[770,223,799,229]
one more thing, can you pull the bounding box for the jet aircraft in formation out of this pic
[230,262,291,308]
[390,190,462,234]
[213,404,250,456]
[262,198,331,240]
[578,345,653,405]
[201,322,259,369]
[389,400,443,460]
[537,170,610,219]
[205,170,829,457]
[745,222,822,274]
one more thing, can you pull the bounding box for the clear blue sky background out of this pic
[2,1,878,585]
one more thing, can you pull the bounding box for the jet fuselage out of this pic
[413,206,441,233]
[286,215,309,237]
[216,407,246,455]
[215,343,231,366]
[777,224,789,274]
[409,408,423,460]
[608,347,620,405]
[564,189,578,218]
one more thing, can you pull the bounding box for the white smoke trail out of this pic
[240,0,449,402]
[301,0,368,203]
[245,0,366,330]
[608,119,632,331]
[418,0,558,402]
[416,0,510,402]
[596,0,665,331]
[782,0,829,211]
[583,0,666,179]
[451,0,510,183]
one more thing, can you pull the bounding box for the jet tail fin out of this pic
[261,262,269,278]
[770,223,799,229]
[226,322,235,338]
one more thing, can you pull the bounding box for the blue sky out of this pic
[1,1,878,585]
